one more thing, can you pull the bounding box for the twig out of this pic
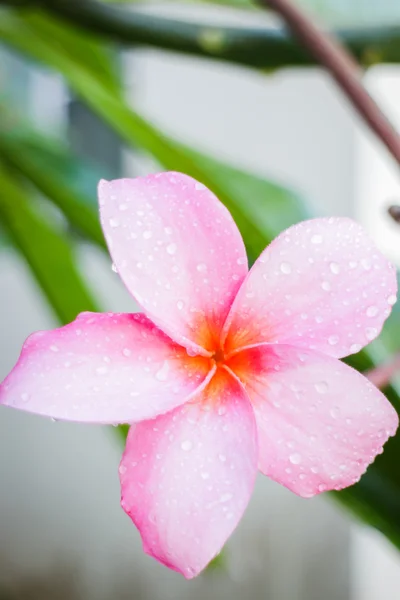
[366,353,400,388]
[264,0,400,168]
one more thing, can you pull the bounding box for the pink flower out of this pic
[1,172,398,578]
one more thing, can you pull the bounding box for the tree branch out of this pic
[3,0,400,70]
[366,353,400,389]
[263,0,400,168]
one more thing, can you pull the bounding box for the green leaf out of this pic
[0,111,106,249]
[0,11,308,262]
[0,159,99,324]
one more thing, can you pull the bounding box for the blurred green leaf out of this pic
[0,114,106,249]
[0,159,99,323]
[0,11,308,262]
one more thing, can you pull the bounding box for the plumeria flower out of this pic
[0,172,398,578]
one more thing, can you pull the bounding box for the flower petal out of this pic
[98,173,247,355]
[228,344,398,498]
[119,368,257,578]
[223,218,397,358]
[0,312,213,424]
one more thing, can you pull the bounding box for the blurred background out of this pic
[1,1,400,598]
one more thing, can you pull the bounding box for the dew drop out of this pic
[96,366,108,375]
[330,406,341,419]
[111,263,118,273]
[181,440,193,452]
[196,263,207,273]
[365,327,377,341]
[280,262,292,275]
[388,294,397,306]
[177,300,184,310]
[50,345,59,352]
[315,381,329,394]
[143,230,152,240]
[109,218,119,228]
[21,392,29,402]
[123,348,131,357]
[220,493,233,503]
[166,243,177,255]
[201,472,210,480]
[361,259,371,270]
[289,453,302,465]
[311,234,323,244]
[119,464,127,475]
[328,335,339,346]
[155,360,169,382]
[329,262,340,274]
[218,453,227,462]
[350,343,361,353]
[366,306,378,318]
[321,281,331,292]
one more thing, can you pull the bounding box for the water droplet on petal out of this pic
[96,366,108,375]
[321,281,331,292]
[366,327,377,341]
[111,263,118,273]
[220,493,233,503]
[166,243,177,255]
[280,262,292,274]
[311,234,323,244]
[330,262,340,274]
[330,406,341,419]
[123,348,131,357]
[143,230,152,239]
[350,343,361,353]
[388,294,397,306]
[196,263,207,272]
[181,440,193,452]
[315,381,329,394]
[109,218,119,228]
[328,335,339,346]
[177,300,184,310]
[366,306,378,318]
[289,453,302,465]
[155,360,170,382]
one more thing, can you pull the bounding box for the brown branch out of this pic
[366,353,400,388]
[263,0,400,168]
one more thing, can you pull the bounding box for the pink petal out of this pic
[119,368,257,578]
[98,173,247,355]
[0,312,214,424]
[223,218,397,358]
[228,344,398,498]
